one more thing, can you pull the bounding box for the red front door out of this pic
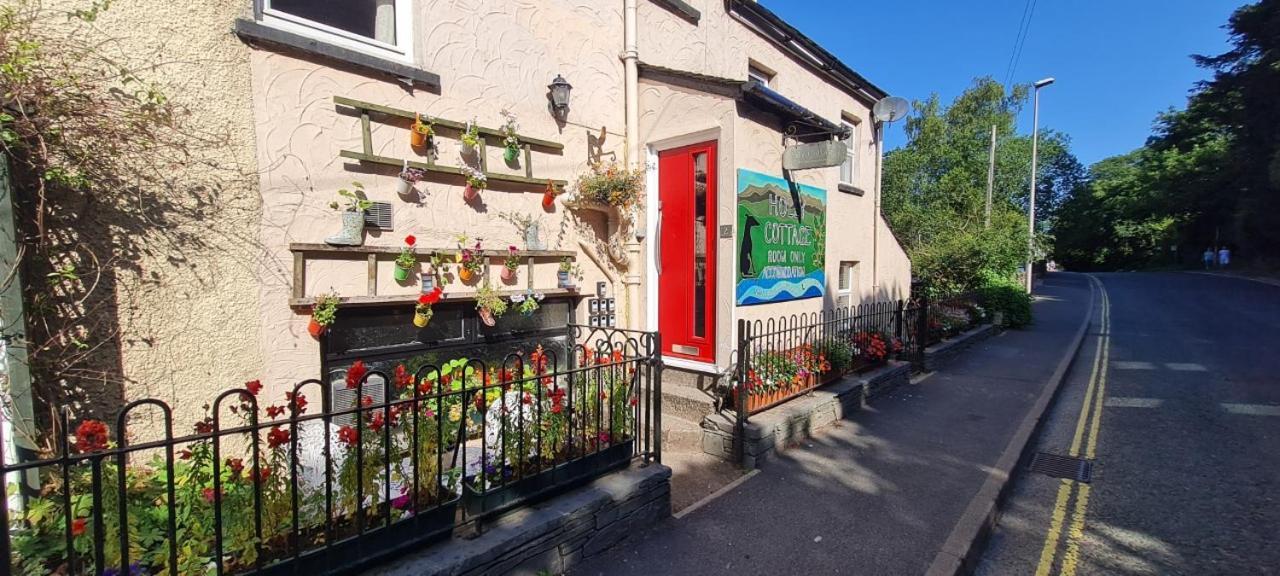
[658,141,717,362]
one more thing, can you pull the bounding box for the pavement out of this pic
[570,272,1094,576]
[977,272,1280,575]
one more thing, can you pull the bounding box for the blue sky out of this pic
[761,0,1243,166]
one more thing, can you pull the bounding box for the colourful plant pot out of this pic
[478,307,496,327]
[396,177,414,196]
[394,265,411,282]
[464,183,479,202]
[542,191,556,210]
[557,271,571,289]
[501,266,517,283]
[413,311,432,328]
[459,268,475,283]
[410,129,428,148]
[307,318,326,338]
[504,146,519,163]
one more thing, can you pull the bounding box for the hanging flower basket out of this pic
[309,293,339,339]
[397,167,427,196]
[542,181,559,211]
[410,113,434,148]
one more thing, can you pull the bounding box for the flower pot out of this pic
[478,307,496,327]
[308,318,326,338]
[461,142,476,157]
[557,271,571,289]
[504,146,519,163]
[459,268,475,284]
[394,265,411,282]
[524,222,544,250]
[464,183,479,202]
[413,310,432,328]
[396,177,414,196]
[501,266,517,283]
[410,129,428,148]
[542,190,556,210]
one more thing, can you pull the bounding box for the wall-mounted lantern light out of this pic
[548,74,572,118]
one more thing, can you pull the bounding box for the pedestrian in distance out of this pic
[1218,246,1231,268]
[1203,247,1215,269]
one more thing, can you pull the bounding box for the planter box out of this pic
[463,440,634,517]
[255,498,458,576]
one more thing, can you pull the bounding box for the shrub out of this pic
[978,281,1032,328]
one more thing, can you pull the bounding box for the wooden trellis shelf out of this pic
[334,96,568,188]
[289,243,579,308]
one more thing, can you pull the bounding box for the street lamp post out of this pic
[1026,77,1054,294]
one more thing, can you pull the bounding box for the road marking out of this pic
[1220,403,1280,417]
[1035,275,1111,576]
[1110,361,1153,370]
[1104,397,1162,408]
[1166,363,1207,372]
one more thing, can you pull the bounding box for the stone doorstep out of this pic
[364,464,672,576]
[923,323,998,372]
[659,384,719,423]
[660,414,705,452]
[699,361,912,468]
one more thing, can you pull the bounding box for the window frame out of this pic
[257,0,414,64]
[747,61,775,87]
[839,117,860,187]
[838,260,859,295]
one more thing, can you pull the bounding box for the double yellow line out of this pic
[1035,275,1111,576]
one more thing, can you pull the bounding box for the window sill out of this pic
[838,183,866,196]
[233,18,440,91]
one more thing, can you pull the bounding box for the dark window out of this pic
[268,0,391,44]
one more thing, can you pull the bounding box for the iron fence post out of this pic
[915,281,930,366]
[652,330,663,465]
[735,319,750,465]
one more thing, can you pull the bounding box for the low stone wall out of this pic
[365,464,671,576]
[701,361,912,468]
[922,323,998,372]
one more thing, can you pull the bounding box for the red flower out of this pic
[253,467,272,483]
[74,420,109,453]
[194,419,214,435]
[550,388,566,414]
[71,517,87,537]
[338,425,359,446]
[522,392,533,405]
[361,395,374,407]
[405,234,417,247]
[266,405,285,419]
[629,395,638,407]
[473,392,485,412]
[225,458,245,478]
[266,426,290,449]
[612,350,624,363]
[394,364,413,390]
[346,360,369,389]
[287,392,308,414]
[202,487,218,503]
[369,412,386,433]
[417,378,434,396]
[530,345,548,373]
[245,379,263,395]
[177,449,193,460]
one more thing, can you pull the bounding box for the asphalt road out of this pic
[977,272,1280,575]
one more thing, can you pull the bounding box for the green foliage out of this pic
[330,182,372,212]
[312,293,339,326]
[977,277,1032,328]
[883,77,1083,293]
[1053,0,1280,269]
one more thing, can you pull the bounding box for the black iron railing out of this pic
[924,291,986,346]
[0,325,660,576]
[733,299,919,419]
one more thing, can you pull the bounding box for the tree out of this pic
[883,77,1081,293]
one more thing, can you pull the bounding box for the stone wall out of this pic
[367,464,671,576]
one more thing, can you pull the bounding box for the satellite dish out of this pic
[873,96,909,124]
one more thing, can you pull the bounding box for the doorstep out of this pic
[363,464,671,576]
[700,361,912,468]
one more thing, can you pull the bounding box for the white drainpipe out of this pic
[622,0,642,329]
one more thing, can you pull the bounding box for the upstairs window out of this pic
[747,62,775,87]
[840,118,860,187]
[260,0,413,62]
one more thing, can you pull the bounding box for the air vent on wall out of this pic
[364,201,394,230]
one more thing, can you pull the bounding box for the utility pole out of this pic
[985,125,996,228]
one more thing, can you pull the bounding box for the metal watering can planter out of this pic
[504,145,519,164]
[464,182,480,202]
[394,265,412,282]
[413,308,433,328]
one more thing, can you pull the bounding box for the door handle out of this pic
[655,202,663,275]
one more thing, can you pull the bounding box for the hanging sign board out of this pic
[782,140,847,170]
[735,169,826,305]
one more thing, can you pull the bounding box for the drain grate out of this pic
[1029,452,1093,483]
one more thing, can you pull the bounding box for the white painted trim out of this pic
[662,356,723,375]
[259,0,414,64]
[648,127,721,154]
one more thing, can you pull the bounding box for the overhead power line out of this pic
[1003,0,1039,90]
